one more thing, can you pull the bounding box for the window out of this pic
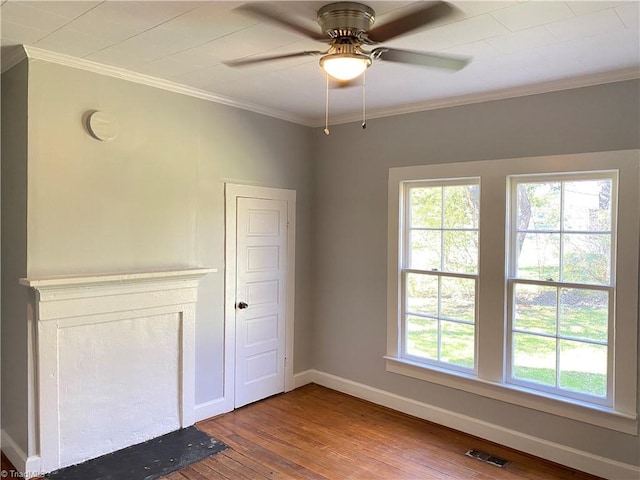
[403,181,479,372]
[507,174,615,406]
[386,151,639,434]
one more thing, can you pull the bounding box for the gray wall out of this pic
[311,79,640,466]
[1,59,30,452]
[3,55,639,469]
[24,59,314,427]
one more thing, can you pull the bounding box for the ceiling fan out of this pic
[225,1,470,82]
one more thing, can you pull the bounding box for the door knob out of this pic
[237,301,249,310]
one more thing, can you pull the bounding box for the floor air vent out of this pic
[465,449,511,468]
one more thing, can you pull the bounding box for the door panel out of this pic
[245,315,279,346]
[247,246,279,271]
[246,280,279,307]
[235,197,287,408]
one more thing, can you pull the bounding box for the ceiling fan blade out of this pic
[366,1,460,43]
[224,51,324,67]
[237,3,327,41]
[373,47,470,71]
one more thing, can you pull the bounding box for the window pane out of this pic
[410,187,441,228]
[440,321,475,369]
[406,315,438,360]
[559,340,607,397]
[443,185,479,229]
[515,233,560,281]
[563,180,612,232]
[409,230,441,270]
[512,333,556,387]
[562,233,610,285]
[406,273,438,317]
[443,231,478,274]
[559,289,608,342]
[441,276,475,322]
[513,284,557,335]
[518,182,560,231]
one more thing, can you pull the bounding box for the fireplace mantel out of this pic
[21,268,215,473]
[21,268,214,290]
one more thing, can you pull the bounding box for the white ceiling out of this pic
[1,1,639,126]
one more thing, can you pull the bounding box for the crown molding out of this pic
[317,66,640,127]
[16,45,640,129]
[22,45,313,127]
[1,44,28,73]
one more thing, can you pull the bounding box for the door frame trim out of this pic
[223,184,296,412]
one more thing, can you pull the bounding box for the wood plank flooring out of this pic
[1,452,17,477]
[178,384,601,480]
[2,384,602,479]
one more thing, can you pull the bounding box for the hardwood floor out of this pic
[173,384,601,480]
[2,384,602,479]
[2,452,20,478]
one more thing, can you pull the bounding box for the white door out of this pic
[234,197,288,408]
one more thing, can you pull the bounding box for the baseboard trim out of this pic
[301,369,639,480]
[293,369,316,389]
[1,429,26,472]
[1,429,42,478]
[194,397,229,423]
[195,368,312,422]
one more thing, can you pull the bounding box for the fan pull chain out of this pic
[324,72,330,135]
[362,70,366,129]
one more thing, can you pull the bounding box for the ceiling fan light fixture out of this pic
[320,53,371,81]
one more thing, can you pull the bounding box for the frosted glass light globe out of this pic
[320,54,371,81]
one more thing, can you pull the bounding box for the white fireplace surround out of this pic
[20,268,214,474]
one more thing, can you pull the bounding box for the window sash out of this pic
[401,179,479,373]
[401,270,478,374]
[506,279,614,406]
[507,172,618,286]
[506,173,617,405]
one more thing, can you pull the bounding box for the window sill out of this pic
[384,356,638,435]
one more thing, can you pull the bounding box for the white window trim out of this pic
[386,150,639,435]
